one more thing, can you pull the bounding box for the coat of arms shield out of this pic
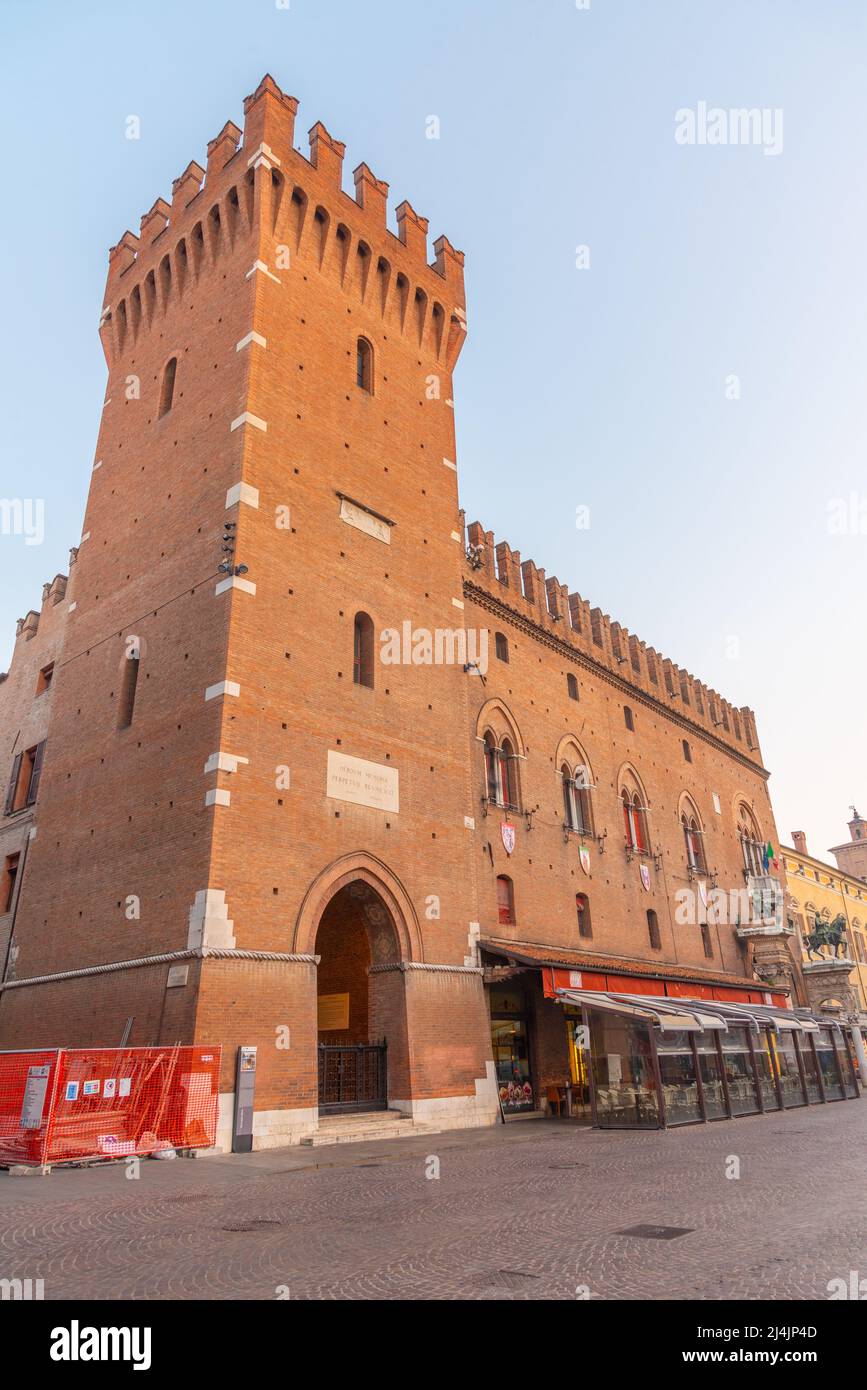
[501,822,516,856]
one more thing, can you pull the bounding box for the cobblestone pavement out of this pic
[1,1102,865,1300]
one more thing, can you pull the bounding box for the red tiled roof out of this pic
[480,937,767,991]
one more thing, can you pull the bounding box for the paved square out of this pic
[1,1103,865,1300]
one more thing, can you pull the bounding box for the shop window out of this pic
[495,632,509,664]
[36,662,54,696]
[647,909,661,950]
[575,892,592,939]
[1,852,20,913]
[356,337,373,393]
[353,612,375,689]
[4,741,45,815]
[567,673,578,701]
[496,875,515,926]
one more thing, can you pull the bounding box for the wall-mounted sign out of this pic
[21,1065,51,1130]
[326,752,399,813]
[167,965,189,988]
[318,993,350,1031]
[339,496,391,545]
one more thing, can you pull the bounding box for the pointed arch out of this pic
[292,852,423,960]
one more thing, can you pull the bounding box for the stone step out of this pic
[301,1112,441,1146]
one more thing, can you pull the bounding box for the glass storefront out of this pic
[754,1035,782,1112]
[655,1030,702,1125]
[719,1025,761,1116]
[693,1031,728,1119]
[814,1028,844,1100]
[798,1034,823,1104]
[489,987,535,1114]
[774,1032,806,1108]
[563,1006,591,1120]
[833,1031,859,1099]
[587,1011,660,1129]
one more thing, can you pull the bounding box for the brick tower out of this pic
[0,76,498,1145]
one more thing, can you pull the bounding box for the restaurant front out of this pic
[482,941,861,1129]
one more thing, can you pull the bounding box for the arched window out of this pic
[647,909,661,950]
[158,357,177,417]
[621,784,648,853]
[353,612,374,688]
[499,737,519,811]
[575,892,592,939]
[495,632,509,663]
[567,673,579,701]
[682,739,692,763]
[738,804,765,877]
[496,875,515,926]
[562,762,593,837]
[624,706,635,732]
[681,805,706,874]
[484,731,500,804]
[356,337,373,393]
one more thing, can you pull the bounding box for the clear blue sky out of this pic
[1,0,865,860]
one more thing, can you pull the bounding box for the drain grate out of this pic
[222,1219,282,1232]
[617,1224,693,1240]
[470,1269,541,1291]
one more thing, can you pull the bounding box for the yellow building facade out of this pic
[783,832,867,1013]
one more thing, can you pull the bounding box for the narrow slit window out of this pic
[118,646,140,728]
[353,612,375,688]
[356,338,373,393]
[158,358,177,418]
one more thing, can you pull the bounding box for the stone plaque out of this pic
[318,993,350,1031]
[167,964,189,989]
[339,497,391,544]
[326,751,399,813]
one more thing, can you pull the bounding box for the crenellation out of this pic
[206,120,242,175]
[172,161,205,213]
[396,200,429,260]
[462,523,759,758]
[353,163,389,223]
[139,198,171,245]
[308,120,345,186]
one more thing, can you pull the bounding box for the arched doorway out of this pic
[313,879,407,1115]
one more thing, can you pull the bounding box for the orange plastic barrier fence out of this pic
[0,1045,221,1166]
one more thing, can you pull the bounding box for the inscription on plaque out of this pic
[326,751,399,813]
[339,497,391,545]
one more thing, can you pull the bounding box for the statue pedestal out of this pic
[736,924,798,993]
[801,957,859,1017]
